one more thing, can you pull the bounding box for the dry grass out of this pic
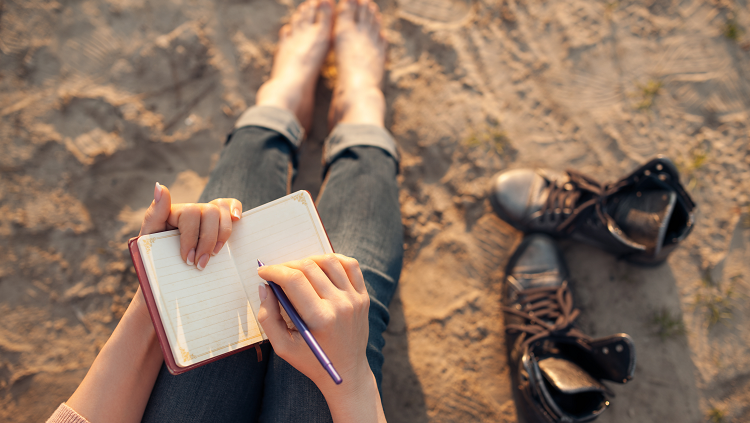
[693,270,736,327]
[707,406,726,423]
[723,18,743,42]
[464,127,511,155]
[635,79,663,110]
[677,147,709,190]
[650,308,686,340]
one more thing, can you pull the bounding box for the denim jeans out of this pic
[141,106,403,423]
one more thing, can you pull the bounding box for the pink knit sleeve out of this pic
[46,403,90,423]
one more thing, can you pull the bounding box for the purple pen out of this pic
[257,259,343,385]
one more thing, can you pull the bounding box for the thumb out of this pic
[257,284,294,355]
[139,182,172,236]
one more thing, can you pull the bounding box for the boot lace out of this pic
[502,279,590,349]
[539,170,628,232]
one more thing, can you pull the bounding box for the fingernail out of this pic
[232,208,241,219]
[259,284,267,301]
[186,248,196,266]
[197,254,209,271]
[154,182,163,203]
[212,241,224,256]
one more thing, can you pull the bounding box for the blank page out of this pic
[228,191,334,339]
[138,232,263,367]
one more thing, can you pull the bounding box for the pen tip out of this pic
[257,259,264,267]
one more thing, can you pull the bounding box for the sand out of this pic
[1,0,750,421]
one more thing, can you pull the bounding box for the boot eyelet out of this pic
[602,347,609,354]
[644,170,651,176]
[563,208,571,214]
[554,208,562,214]
[659,174,667,181]
[656,163,663,171]
[615,344,623,352]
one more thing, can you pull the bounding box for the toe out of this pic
[367,3,380,30]
[279,24,292,39]
[317,0,334,26]
[373,5,383,23]
[357,0,369,23]
[293,2,309,26]
[374,10,383,28]
[337,0,357,21]
[511,234,567,287]
[491,169,542,222]
[303,0,318,23]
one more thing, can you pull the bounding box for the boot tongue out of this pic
[538,357,608,395]
[609,190,677,255]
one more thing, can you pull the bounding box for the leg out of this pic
[259,0,400,421]
[258,145,400,423]
[318,144,402,388]
[142,117,298,423]
[143,0,334,419]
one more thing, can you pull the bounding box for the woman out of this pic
[48,0,401,421]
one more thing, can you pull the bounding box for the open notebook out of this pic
[128,191,333,375]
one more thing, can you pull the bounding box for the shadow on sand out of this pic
[562,241,703,422]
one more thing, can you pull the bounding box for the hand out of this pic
[257,254,372,394]
[139,182,243,270]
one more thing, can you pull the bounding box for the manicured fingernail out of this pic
[197,254,209,271]
[154,182,163,203]
[232,208,241,219]
[259,284,267,301]
[212,242,224,256]
[186,248,196,266]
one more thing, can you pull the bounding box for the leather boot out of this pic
[490,156,696,265]
[503,235,636,422]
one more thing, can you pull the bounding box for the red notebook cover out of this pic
[128,237,257,375]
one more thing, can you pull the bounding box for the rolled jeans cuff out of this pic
[323,124,399,167]
[234,105,305,148]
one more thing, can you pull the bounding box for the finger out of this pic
[194,203,220,270]
[139,183,172,236]
[257,284,295,357]
[212,203,232,256]
[284,259,337,298]
[229,199,243,221]
[174,204,201,264]
[257,265,324,320]
[334,253,367,294]
[311,254,353,292]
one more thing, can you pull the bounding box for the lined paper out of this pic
[228,194,333,338]
[137,191,333,367]
[138,233,263,367]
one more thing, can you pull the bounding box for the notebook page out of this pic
[137,232,263,367]
[226,191,334,339]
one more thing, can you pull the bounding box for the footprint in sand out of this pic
[398,0,473,25]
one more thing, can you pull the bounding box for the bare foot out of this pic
[256,0,334,133]
[328,0,387,129]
